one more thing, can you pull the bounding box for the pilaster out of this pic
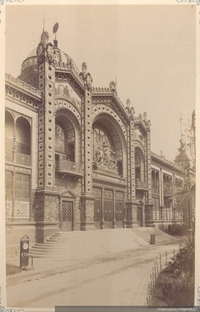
[126,201,138,228]
[80,63,95,230]
[33,30,58,232]
[146,125,152,204]
[125,99,137,228]
[37,62,55,190]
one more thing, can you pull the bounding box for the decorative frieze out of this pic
[5,164,31,174]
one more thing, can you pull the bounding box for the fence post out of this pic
[165,251,168,266]
[160,253,162,271]
[157,257,159,274]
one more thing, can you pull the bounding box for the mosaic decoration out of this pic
[15,201,29,219]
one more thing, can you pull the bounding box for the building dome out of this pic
[20,47,80,75]
[27,48,37,58]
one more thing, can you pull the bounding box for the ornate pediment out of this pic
[60,189,77,198]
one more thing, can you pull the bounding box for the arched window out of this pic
[16,117,31,155]
[55,124,65,154]
[5,111,14,150]
[55,120,75,162]
[135,148,145,182]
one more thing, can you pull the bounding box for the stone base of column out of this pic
[113,221,124,228]
[80,194,96,231]
[35,221,59,243]
[125,201,138,228]
[32,189,59,242]
[145,203,154,227]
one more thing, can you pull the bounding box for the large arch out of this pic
[92,104,127,142]
[55,108,81,165]
[55,99,81,126]
[92,112,127,178]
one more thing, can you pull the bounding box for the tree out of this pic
[173,111,196,230]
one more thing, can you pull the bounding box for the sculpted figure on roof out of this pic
[79,62,93,91]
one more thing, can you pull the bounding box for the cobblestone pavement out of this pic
[6,241,182,309]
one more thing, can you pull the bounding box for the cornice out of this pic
[5,74,41,100]
[151,152,185,175]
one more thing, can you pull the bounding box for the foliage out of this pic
[164,224,187,236]
[174,139,190,170]
[173,111,196,228]
[151,231,195,306]
[148,111,195,307]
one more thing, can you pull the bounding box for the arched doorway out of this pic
[55,109,81,231]
[92,114,127,229]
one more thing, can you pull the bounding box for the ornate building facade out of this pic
[5,30,185,256]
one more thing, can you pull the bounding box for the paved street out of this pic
[7,240,181,308]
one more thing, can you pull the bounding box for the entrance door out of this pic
[61,201,73,231]
[137,207,142,227]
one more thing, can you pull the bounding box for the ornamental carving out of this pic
[79,62,93,91]
[56,84,70,98]
[109,81,116,93]
[36,31,56,66]
[45,43,56,65]
[37,43,45,64]
[104,189,113,200]
[55,83,81,109]
[125,99,135,119]
[93,128,118,172]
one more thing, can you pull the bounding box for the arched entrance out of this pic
[55,108,81,231]
[92,114,127,229]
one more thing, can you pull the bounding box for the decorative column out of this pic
[33,30,59,242]
[101,187,105,229]
[79,63,95,230]
[125,99,137,228]
[144,115,153,226]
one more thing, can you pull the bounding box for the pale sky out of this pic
[5,5,196,161]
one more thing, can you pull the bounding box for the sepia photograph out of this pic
[1,1,199,310]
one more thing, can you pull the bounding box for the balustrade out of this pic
[136,179,149,190]
[56,159,82,175]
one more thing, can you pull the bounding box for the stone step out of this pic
[29,228,173,260]
[132,228,175,244]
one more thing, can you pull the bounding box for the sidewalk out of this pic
[6,236,183,289]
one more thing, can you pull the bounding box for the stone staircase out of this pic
[132,227,176,245]
[29,228,175,260]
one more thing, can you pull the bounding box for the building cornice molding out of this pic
[151,152,185,175]
[5,74,41,100]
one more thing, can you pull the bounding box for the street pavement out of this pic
[6,238,183,309]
